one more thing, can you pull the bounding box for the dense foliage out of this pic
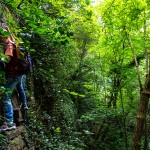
[0,0,150,149]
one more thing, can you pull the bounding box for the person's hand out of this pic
[5,26,10,32]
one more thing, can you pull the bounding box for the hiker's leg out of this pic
[17,75,28,108]
[4,76,22,123]
[4,78,16,123]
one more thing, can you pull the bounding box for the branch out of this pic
[127,33,143,91]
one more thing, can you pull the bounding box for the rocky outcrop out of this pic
[0,125,30,150]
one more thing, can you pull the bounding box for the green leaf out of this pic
[54,127,61,133]
[28,23,37,29]
[28,49,36,53]
[3,31,10,37]
[70,91,79,96]
[36,28,47,35]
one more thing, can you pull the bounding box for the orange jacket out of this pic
[5,43,24,78]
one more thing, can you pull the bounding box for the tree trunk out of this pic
[131,74,150,150]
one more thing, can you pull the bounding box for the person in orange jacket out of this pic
[0,26,28,132]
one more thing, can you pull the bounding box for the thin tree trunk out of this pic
[127,33,143,91]
[107,77,120,108]
[120,88,128,150]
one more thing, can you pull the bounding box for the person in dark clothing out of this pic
[0,26,28,132]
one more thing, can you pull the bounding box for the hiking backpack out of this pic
[16,46,32,74]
